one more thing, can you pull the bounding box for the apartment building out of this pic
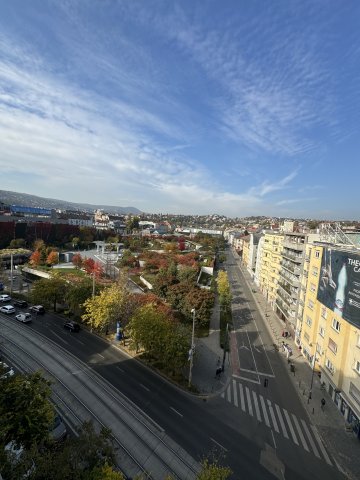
[259,231,284,308]
[299,243,360,438]
[276,232,319,334]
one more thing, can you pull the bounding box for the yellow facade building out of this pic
[259,232,284,309]
[299,243,360,438]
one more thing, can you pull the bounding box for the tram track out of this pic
[0,317,199,480]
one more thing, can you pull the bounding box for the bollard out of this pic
[312,408,315,414]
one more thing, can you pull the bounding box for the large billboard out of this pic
[317,248,360,327]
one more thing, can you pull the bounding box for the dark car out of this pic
[14,299,28,308]
[29,305,45,314]
[63,321,80,332]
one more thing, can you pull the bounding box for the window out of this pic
[312,267,319,277]
[308,300,314,310]
[357,335,360,348]
[304,332,310,342]
[306,316,312,327]
[328,338,338,355]
[315,251,320,258]
[325,358,335,374]
[319,326,325,338]
[355,361,360,375]
[321,306,327,319]
[310,283,316,293]
[332,318,341,333]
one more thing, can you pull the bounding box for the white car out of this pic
[0,294,11,302]
[16,312,32,323]
[0,362,15,378]
[0,305,15,314]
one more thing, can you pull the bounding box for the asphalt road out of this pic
[0,260,346,480]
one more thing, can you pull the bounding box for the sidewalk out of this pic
[191,295,231,396]
[239,261,360,480]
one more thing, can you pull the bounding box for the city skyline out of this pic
[1,1,360,219]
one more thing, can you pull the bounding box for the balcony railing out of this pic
[282,250,303,263]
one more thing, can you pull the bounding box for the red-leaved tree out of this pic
[72,253,83,269]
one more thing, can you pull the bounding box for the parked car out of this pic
[0,294,11,302]
[15,313,32,324]
[14,299,28,308]
[0,305,16,315]
[0,361,15,378]
[29,305,45,314]
[63,321,80,332]
[49,414,67,442]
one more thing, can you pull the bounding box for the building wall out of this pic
[299,244,360,437]
[259,232,284,308]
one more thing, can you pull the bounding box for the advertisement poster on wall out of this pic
[317,249,360,327]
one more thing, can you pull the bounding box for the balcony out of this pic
[280,260,301,275]
[282,250,303,263]
[283,240,305,252]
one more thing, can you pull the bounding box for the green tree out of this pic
[66,277,94,318]
[9,238,26,249]
[216,271,232,312]
[0,371,54,449]
[197,458,232,480]
[30,276,68,312]
[82,281,132,333]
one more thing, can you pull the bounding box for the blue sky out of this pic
[1,0,359,219]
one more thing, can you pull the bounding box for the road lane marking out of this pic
[267,400,279,433]
[292,414,309,451]
[116,366,124,372]
[239,383,246,411]
[140,383,150,392]
[51,331,69,345]
[170,406,183,418]
[233,374,260,384]
[210,437,227,451]
[275,404,289,439]
[259,395,270,427]
[310,425,332,465]
[240,368,275,378]
[301,420,320,458]
[245,387,253,416]
[97,353,105,359]
[232,380,238,407]
[252,391,262,421]
[283,409,299,445]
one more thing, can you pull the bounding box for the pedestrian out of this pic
[217,356,220,366]
[321,398,326,410]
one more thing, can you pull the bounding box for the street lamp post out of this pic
[308,345,318,402]
[188,308,196,388]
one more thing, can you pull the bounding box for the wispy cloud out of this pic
[276,197,317,206]
[248,169,299,197]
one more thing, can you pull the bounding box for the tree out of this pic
[0,371,54,449]
[216,271,232,312]
[72,253,83,269]
[182,287,214,327]
[9,238,26,249]
[89,464,125,480]
[46,250,58,266]
[197,458,232,480]
[30,250,41,267]
[72,236,80,249]
[83,257,95,274]
[66,277,94,318]
[82,281,132,332]
[30,276,68,312]
[128,304,190,374]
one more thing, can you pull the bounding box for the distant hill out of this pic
[0,190,142,215]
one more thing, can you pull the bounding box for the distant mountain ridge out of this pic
[0,190,141,215]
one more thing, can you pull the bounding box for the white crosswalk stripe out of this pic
[245,386,253,416]
[252,391,262,421]
[239,383,245,411]
[223,379,333,464]
[292,413,309,452]
[275,403,289,439]
[311,425,333,466]
[267,400,279,433]
[301,420,320,458]
[233,380,238,407]
[283,408,299,445]
[226,385,231,402]
[259,394,270,427]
